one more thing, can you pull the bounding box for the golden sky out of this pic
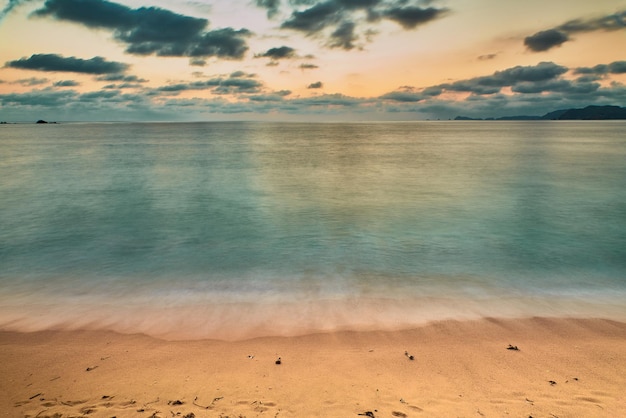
[0,0,625,121]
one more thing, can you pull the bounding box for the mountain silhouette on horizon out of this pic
[455,105,626,121]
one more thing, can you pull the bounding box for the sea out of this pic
[1,121,625,340]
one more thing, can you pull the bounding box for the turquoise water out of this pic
[1,121,625,339]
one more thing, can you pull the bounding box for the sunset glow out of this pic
[1,0,625,121]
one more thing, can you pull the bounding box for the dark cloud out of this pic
[379,90,424,102]
[382,61,570,101]
[256,0,281,18]
[381,6,447,30]
[299,63,319,69]
[33,0,251,59]
[608,61,626,73]
[559,10,626,32]
[187,28,251,59]
[248,90,292,102]
[375,59,626,119]
[0,0,32,22]
[16,77,49,86]
[281,1,343,33]
[256,46,297,59]
[492,61,568,83]
[0,88,77,106]
[230,71,255,78]
[440,62,568,95]
[524,29,569,52]
[328,20,357,49]
[80,90,120,101]
[53,80,79,87]
[156,72,263,95]
[102,82,141,89]
[574,74,603,83]
[525,10,626,52]
[510,79,599,95]
[290,93,363,107]
[190,58,207,66]
[574,60,626,75]
[95,74,148,83]
[280,0,447,49]
[5,54,129,74]
[307,81,323,89]
[478,53,498,61]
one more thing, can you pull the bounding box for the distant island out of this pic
[455,105,626,121]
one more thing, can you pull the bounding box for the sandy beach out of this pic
[1,317,625,417]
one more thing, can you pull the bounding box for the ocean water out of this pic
[1,121,625,339]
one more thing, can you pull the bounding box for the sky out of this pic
[0,0,625,121]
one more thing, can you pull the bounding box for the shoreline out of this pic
[3,286,625,341]
[2,316,625,417]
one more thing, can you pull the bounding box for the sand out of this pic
[1,317,625,418]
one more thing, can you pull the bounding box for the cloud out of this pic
[5,54,129,74]
[33,0,252,59]
[376,60,626,119]
[381,61,570,101]
[156,72,263,95]
[0,0,33,23]
[0,88,78,106]
[3,59,625,121]
[190,58,207,66]
[478,53,498,61]
[280,0,448,49]
[379,87,425,102]
[102,82,142,89]
[255,0,281,18]
[574,60,626,75]
[525,10,626,52]
[16,77,49,86]
[281,1,343,33]
[524,29,569,52]
[439,61,568,95]
[510,79,599,95]
[53,80,80,87]
[328,20,357,49]
[380,6,447,30]
[256,46,297,59]
[299,63,319,69]
[95,74,148,82]
[247,90,292,102]
[307,81,323,89]
[290,93,364,107]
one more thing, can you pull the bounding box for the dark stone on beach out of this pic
[169,400,184,405]
[36,119,48,124]
[507,344,519,351]
[549,380,557,385]
[358,412,375,417]
[275,357,281,365]
[405,351,414,360]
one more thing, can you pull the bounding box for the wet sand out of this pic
[1,317,625,417]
